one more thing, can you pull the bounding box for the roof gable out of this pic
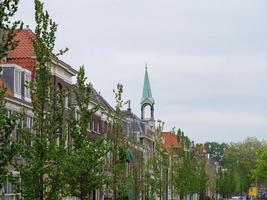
[162,132,181,151]
[141,67,154,105]
[8,29,35,59]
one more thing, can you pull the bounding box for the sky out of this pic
[14,0,267,143]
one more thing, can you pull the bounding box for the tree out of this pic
[253,144,267,186]
[172,131,208,200]
[217,168,236,198]
[130,149,145,200]
[17,1,67,199]
[141,121,165,200]
[204,142,227,165]
[0,76,20,196]
[62,66,108,200]
[195,157,208,200]
[0,0,23,196]
[221,137,263,195]
[107,84,131,200]
[0,0,23,60]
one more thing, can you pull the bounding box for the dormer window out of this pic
[14,69,21,98]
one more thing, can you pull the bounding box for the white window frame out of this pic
[24,72,31,102]
[97,122,100,134]
[14,69,21,98]
[92,120,95,132]
[26,116,32,130]
[65,95,69,108]
[7,110,12,118]
[3,171,21,199]
[75,108,80,121]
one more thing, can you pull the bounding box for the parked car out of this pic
[231,196,242,200]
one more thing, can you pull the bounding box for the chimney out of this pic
[126,100,131,115]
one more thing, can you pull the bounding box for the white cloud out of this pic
[14,0,267,143]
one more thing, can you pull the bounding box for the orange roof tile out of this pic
[7,29,36,78]
[196,146,206,155]
[162,132,181,151]
[8,29,35,59]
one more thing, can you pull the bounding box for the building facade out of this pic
[1,29,160,200]
[0,63,33,200]
[0,28,77,200]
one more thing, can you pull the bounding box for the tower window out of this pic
[143,105,151,119]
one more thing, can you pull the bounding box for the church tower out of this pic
[141,66,155,122]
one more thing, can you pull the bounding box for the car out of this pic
[231,196,241,200]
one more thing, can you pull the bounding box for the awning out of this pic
[127,148,135,162]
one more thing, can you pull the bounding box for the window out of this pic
[26,116,33,130]
[57,83,62,91]
[97,122,100,133]
[65,95,69,108]
[92,120,95,131]
[75,108,80,121]
[3,179,14,194]
[14,70,21,96]
[24,73,31,99]
[143,105,151,119]
[66,126,72,146]
[15,128,21,141]
[7,110,12,118]
[3,173,20,198]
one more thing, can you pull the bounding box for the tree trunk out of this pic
[80,176,84,200]
[40,172,44,200]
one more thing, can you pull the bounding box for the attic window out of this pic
[143,105,151,119]
[14,69,21,98]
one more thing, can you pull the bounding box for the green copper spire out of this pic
[141,66,154,105]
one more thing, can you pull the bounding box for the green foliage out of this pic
[204,142,227,164]
[17,1,67,199]
[217,169,236,198]
[0,0,23,60]
[62,66,108,200]
[218,137,264,196]
[172,132,208,200]
[253,144,267,186]
[107,83,131,200]
[0,79,19,193]
[0,0,22,196]
[141,121,166,200]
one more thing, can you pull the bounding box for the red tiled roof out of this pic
[6,28,76,78]
[8,29,35,59]
[7,29,36,79]
[196,146,206,155]
[162,132,181,151]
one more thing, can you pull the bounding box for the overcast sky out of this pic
[15,0,267,143]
